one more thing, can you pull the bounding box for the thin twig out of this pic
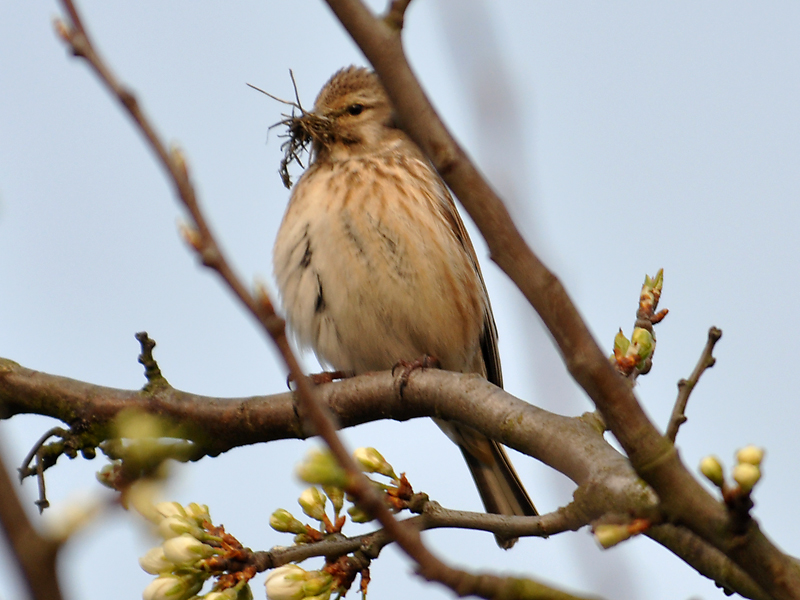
[384,0,413,30]
[666,327,722,442]
[250,501,584,572]
[0,445,63,600]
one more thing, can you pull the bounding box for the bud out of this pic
[142,574,202,600]
[613,330,630,356]
[630,328,654,362]
[296,449,347,488]
[162,533,216,566]
[158,515,203,540]
[322,485,344,515]
[593,524,633,549]
[270,509,307,535]
[353,447,396,478]
[699,455,725,488]
[347,505,372,524]
[265,564,307,600]
[155,502,188,521]
[139,546,174,575]
[736,445,764,467]
[733,463,761,493]
[96,461,122,489]
[298,487,327,522]
[301,570,333,598]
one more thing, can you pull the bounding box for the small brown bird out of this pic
[272,66,536,547]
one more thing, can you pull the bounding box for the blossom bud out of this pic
[699,455,725,487]
[270,509,307,535]
[296,449,347,488]
[347,505,372,523]
[298,487,327,521]
[184,503,211,524]
[155,502,187,521]
[96,461,122,489]
[162,533,216,566]
[158,515,202,540]
[139,546,174,575]
[613,330,630,356]
[301,571,333,597]
[593,524,633,549]
[353,447,396,478]
[322,485,344,515]
[142,574,202,600]
[630,328,654,362]
[736,445,764,467]
[265,565,306,600]
[733,463,761,493]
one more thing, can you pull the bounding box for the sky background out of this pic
[2,2,799,599]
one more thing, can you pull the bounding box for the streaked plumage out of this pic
[273,66,536,547]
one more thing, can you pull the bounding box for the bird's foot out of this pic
[392,355,441,396]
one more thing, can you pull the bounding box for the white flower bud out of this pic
[265,565,306,600]
[733,463,761,493]
[699,455,725,487]
[139,546,173,575]
[270,509,307,534]
[162,533,216,566]
[142,574,202,600]
[296,449,347,488]
[298,487,327,521]
[184,503,211,524]
[736,445,764,467]
[158,515,202,540]
[155,502,187,521]
[353,447,395,478]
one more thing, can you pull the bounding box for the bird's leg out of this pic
[286,370,355,388]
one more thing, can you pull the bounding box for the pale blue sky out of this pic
[2,2,799,599]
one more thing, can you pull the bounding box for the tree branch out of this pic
[666,327,722,442]
[0,357,781,599]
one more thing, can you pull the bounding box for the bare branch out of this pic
[667,327,722,442]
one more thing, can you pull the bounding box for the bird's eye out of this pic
[346,104,364,116]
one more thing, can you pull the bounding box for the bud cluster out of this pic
[700,445,764,502]
[138,501,252,600]
[611,270,667,376]
[267,447,410,599]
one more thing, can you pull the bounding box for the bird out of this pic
[272,66,536,547]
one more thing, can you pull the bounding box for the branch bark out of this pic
[0,357,776,599]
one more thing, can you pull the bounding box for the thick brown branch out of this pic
[320,1,800,597]
[0,358,778,598]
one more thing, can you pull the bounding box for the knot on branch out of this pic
[136,331,170,391]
